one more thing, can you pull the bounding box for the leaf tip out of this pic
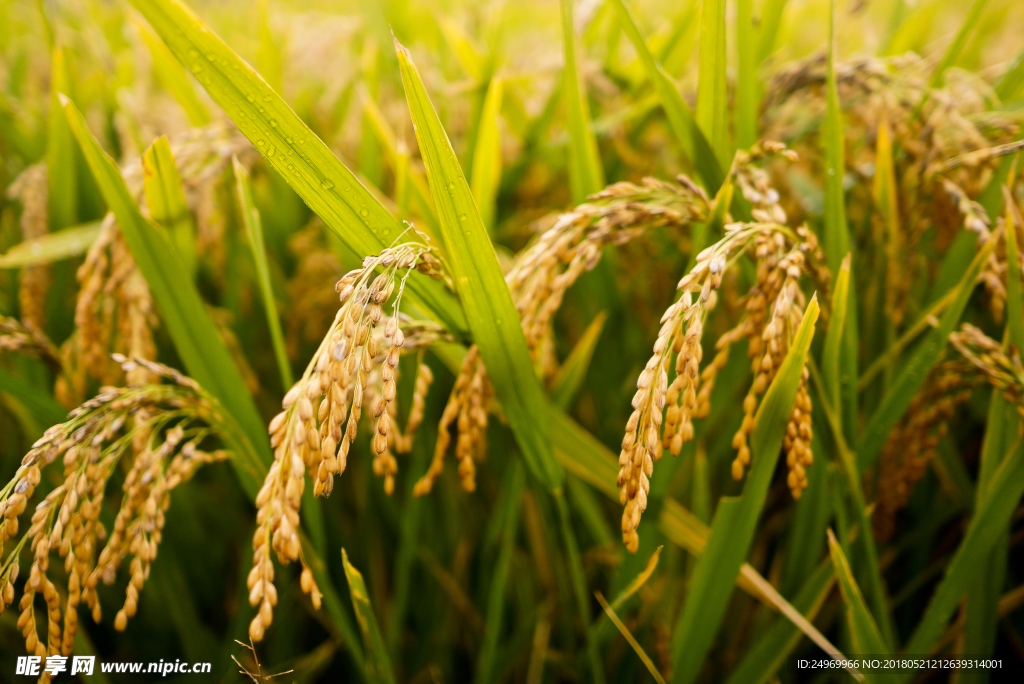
[390,27,410,61]
[840,253,851,271]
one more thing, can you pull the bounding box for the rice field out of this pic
[1,0,1024,682]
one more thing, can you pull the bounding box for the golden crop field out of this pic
[1,0,1024,681]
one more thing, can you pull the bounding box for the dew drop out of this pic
[246,95,255,103]
[266,145,276,157]
[270,119,278,127]
[321,180,335,190]
[257,139,266,146]
[359,207,369,217]
[459,213,467,221]
[287,164,294,170]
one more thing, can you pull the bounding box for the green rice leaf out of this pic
[610,545,661,611]
[609,0,724,192]
[142,137,197,278]
[559,0,605,203]
[1003,186,1024,349]
[63,95,270,496]
[858,238,994,469]
[127,0,467,337]
[0,367,66,429]
[827,530,895,680]
[696,0,729,166]
[360,87,439,230]
[821,254,850,414]
[0,221,102,268]
[233,157,292,389]
[930,0,990,88]
[566,475,615,546]
[48,44,76,230]
[395,39,562,490]
[437,344,843,659]
[725,560,834,684]
[342,548,396,684]
[554,490,606,684]
[735,0,757,150]
[256,0,282,93]
[595,592,666,684]
[550,311,607,409]
[670,296,819,684]
[132,14,210,126]
[756,0,789,63]
[995,47,1024,102]
[901,437,1024,672]
[821,0,858,442]
[470,78,503,232]
[474,461,524,684]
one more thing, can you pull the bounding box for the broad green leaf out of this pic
[128,0,467,337]
[143,137,197,278]
[48,44,76,230]
[821,0,858,443]
[0,221,102,268]
[670,296,819,684]
[900,438,1024,675]
[756,0,789,63]
[696,0,728,166]
[233,157,292,389]
[725,560,834,684]
[132,14,210,126]
[63,96,269,496]
[474,461,524,684]
[827,530,896,682]
[394,38,563,490]
[342,548,396,684]
[858,238,995,469]
[550,310,607,409]
[559,0,605,202]
[609,0,724,192]
[470,78,503,232]
[930,0,990,88]
[735,0,757,150]
[595,591,666,684]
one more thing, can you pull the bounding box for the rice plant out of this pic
[1,0,1023,682]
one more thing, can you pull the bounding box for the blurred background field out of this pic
[1,0,1024,682]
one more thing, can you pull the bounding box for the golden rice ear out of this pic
[0,359,232,651]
